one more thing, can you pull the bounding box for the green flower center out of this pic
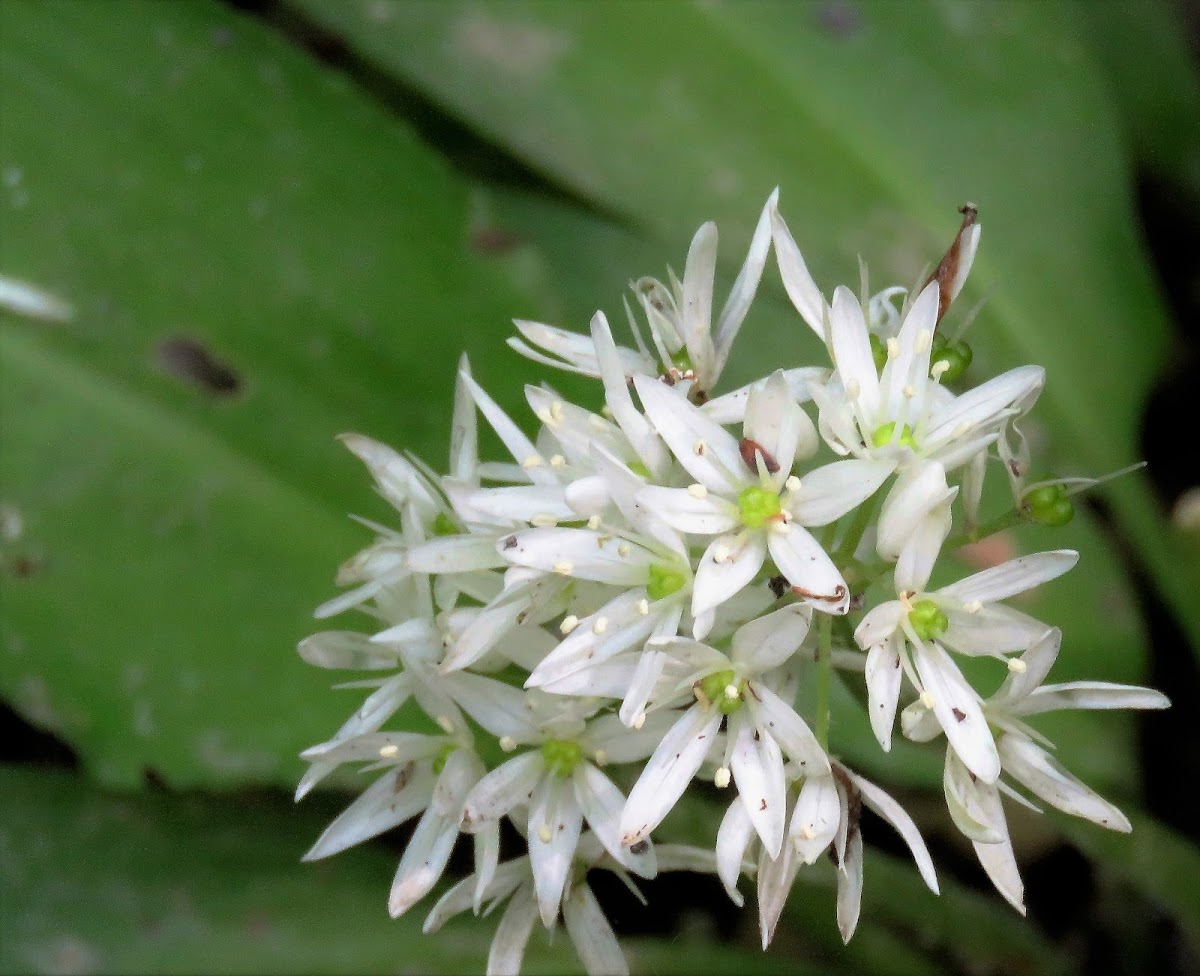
[871,421,917,450]
[541,738,584,778]
[908,599,948,641]
[647,563,688,601]
[432,742,457,774]
[737,485,782,529]
[431,511,458,537]
[697,669,743,714]
[1025,482,1074,527]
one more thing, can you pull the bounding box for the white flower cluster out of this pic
[297,191,1169,974]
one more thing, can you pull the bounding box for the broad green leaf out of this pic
[290,0,1200,654]
[0,0,578,788]
[0,764,832,975]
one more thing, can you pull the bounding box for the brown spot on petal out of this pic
[952,707,967,722]
[629,840,649,855]
[502,535,518,551]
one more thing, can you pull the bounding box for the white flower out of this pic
[619,605,829,857]
[912,627,1169,913]
[508,192,778,400]
[856,542,1079,783]
[717,761,938,946]
[454,685,665,925]
[298,730,489,918]
[633,371,891,630]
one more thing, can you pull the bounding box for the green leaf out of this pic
[0,764,832,975]
[288,0,1200,654]
[0,0,575,788]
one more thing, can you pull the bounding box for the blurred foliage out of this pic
[2,0,1200,973]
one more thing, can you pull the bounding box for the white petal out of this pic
[450,354,478,481]
[716,800,755,907]
[440,600,527,673]
[591,312,669,476]
[943,751,1005,844]
[574,763,657,878]
[502,527,658,586]
[563,882,629,976]
[770,200,828,340]
[703,367,828,424]
[620,705,723,846]
[298,631,400,670]
[618,647,669,728]
[835,828,864,943]
[443,672,540,741]
[843,767,939,894]
[692,532,767,620]
[893,491,953,593]
[788,458,893,526]
[790,774,840,864]
[925,365,1045,450]
[388,808,459,917]
[912,641,1000,784]
[939,550,1079,605]
[473,822,501,913]
[486,885,540,976]
[730,715,787,858]
[637,485,740,535]
[680,221,718,380]
[632,375,745,493]
[757,835,800,949]
[466,485,575,524]
[854,600,905,650]
[829,285,881,424]
[408,535,508,574]
[749,683,830,776]
[528,778,584,926]
[969,789,1025,914]
[303,765,435,860]
[880,280,937,425]
[459,371,556,486]
[995,627,1061,702]
[584,709,681,764]
[999,734,1131,831]
[941,604,1053,656]
[744,370,814,478]
[526,589,654,689]
[864,637,904,751]
[462,752,545,828]
[731,603,812,672]
[767,524,849,614]
[876,461,953,560]
[715,189,776,367]
[1014,681,1171,716]
[424,857,528,933]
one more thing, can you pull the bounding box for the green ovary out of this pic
[698,669,744,714]
[872,421,917,449]
[737,485,782,529]
[1025,483,1075,527]
[908,600,949,641]
[541,739,584,778]
[647,563,688,600]
[431,511,458,536]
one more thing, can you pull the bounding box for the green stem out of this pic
[945,506,1028,550]
[815,613,833,750]
[833,489,882,566]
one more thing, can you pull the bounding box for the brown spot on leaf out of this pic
[155,336,242,396]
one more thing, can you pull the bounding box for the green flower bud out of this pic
[1025,482,1075,527]
[930,337,973,384]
